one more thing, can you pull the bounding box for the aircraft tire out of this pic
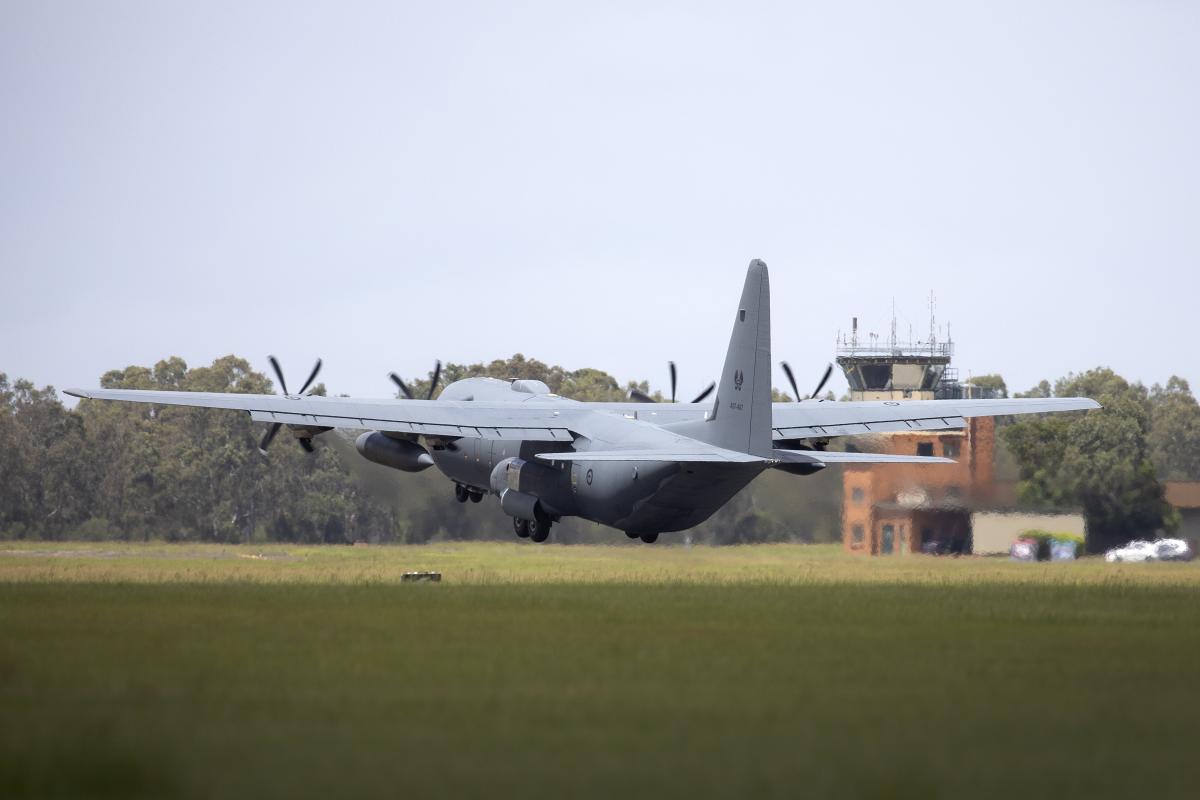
[639,532,659,544]
[625,531,639,539]
[513,518,530,538]
[469,491,483,503]
[454,484,470,503]
[529,516,551,543]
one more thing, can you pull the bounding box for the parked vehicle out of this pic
[1010,538,1037,562]
[1104,538,1193,563]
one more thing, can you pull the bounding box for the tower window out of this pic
[851,488,864,504]
[943,441,961,459]
[917,442,934,457]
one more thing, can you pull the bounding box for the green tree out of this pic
[1002,368,1176,552]
[0,375,94,539]
[1014,379,1052,399]
[968,374,1007,398]
[1147,377,1200,480]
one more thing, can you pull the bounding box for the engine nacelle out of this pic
[499,489,545,522]
[489,457,565,521]
[355,432,434,472]
[772,461,826,476]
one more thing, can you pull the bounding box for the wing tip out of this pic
[1055,397,1102,411]
[63,388,90,399]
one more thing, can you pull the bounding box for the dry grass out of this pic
[2,539,1198,587]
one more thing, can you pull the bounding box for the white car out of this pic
[1105,538,1193,563]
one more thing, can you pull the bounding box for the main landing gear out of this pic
[454,484,483,503]
[626,530,660,544]
[514,515,552,543]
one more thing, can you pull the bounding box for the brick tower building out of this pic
[836,312,1001,555]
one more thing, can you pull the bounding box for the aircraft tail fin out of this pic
[697,259,774,457]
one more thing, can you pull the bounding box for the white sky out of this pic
[3,1,1198,401]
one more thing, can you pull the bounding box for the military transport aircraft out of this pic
[67,261,1099,543]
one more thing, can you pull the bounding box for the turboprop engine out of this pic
[355,432,434,472]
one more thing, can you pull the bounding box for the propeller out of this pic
[259,355,323,455]
[389,360,442,400]
[629,361,716,404]
[781,361,834,401]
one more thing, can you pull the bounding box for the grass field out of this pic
[2,542,1199,798]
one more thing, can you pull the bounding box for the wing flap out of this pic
[249,410,574,441]
[535,448,763,463]
[776,415,967,439]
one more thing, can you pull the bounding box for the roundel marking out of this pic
[586,468,594,486]
[884,401,900,406]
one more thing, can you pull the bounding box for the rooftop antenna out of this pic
[890,298,897,350]
[928,290,936,350]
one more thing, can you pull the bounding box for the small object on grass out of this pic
[402,571,442,583]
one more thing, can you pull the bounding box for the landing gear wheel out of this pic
[454,484,469,503]
[625,531,640,539]
[639,532,659,544]
[513,518,530,539]
[469,491,483,503]
[528,516,552,543]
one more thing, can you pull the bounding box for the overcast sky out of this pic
[3,1,1197,402]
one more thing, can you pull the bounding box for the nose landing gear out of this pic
[455,484,484,503]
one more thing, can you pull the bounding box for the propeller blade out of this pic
[389,372,414,400]
[629,388,655,403]
[809,363,834,400]
[426,360,442,400]
[258,422,282,454]
[268,355,289,396]
[298,437,315,454]
[690,381,716,404]
[297,358,323,396]
[781,361,800,403]
[668,361,678,403]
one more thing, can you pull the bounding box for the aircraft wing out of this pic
[64,388,577,442]
[771,397,1100,440]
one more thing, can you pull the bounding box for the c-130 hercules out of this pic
[68,261,1098,543]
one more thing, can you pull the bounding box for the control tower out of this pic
[836,301,958,401]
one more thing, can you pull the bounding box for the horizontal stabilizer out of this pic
[535,448,763,463]
[774,449,954,466]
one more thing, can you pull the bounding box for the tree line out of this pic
[1,357,1196,547]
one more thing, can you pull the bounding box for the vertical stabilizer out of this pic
[702,259,773,456]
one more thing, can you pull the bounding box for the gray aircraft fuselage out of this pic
[419,377,763,535]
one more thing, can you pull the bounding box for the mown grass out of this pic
[1,543,1199,799]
